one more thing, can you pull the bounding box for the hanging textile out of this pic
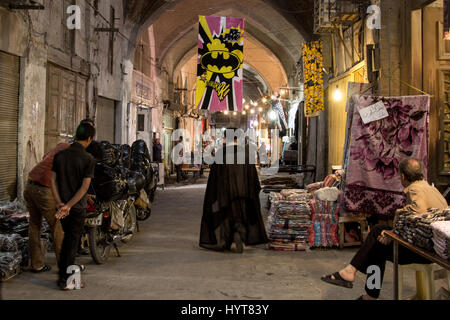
[271,99,288,132]
[342,82,373,170]
[302,41,324,117]
[195,15,244,111]
[344,95,430,217]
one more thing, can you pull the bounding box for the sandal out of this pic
[31,265,51,273]
[321,272,354,289]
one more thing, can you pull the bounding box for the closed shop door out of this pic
[45,64,86,153]
[0,51,20,201]
[96,97,115,143]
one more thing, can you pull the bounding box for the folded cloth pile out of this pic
[267,191,312,251]
[308,200,340,248]
[323,174,341,188]
[261,177,299,189]
[430,221,450,260]
[314,187,341,202]
[395,208,450,252]
[307,182,322,194]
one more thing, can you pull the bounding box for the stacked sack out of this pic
[431,221,450,260]
[267,190,312,251]
[0,201,47,281]
[395,208,450,251]
[0,236,22,281]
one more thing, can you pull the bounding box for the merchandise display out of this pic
[395,208,450,252]
[344,95,430,217]
[308,200,340,248]
[267,190,312,251]
[431,221,450,260]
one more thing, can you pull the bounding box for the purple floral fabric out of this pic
[344,95,430,216]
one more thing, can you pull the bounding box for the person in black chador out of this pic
[199,132,268,253]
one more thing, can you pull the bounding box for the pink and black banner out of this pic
[195,16,244,111]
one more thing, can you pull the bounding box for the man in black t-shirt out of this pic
[51,123,96,290]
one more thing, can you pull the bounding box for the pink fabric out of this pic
[344,95,430,216]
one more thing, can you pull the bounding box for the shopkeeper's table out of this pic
[384,230,450,300]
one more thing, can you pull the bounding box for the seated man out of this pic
[321,158,448,300]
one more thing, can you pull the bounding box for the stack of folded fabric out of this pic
[267,190,312,251]
[430,221,450,260]
[307,182,322,194]
[308,199,340,248]
[395,208,450,251]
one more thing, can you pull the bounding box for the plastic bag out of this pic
[100,141,120,167]
[0,251,22,281]
[0,234,19,252]
[93,163,127,201]
[121,144,131,169]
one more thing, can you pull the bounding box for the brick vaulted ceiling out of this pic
[124,0,315,89]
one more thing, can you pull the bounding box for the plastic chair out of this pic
[397,263,450,300]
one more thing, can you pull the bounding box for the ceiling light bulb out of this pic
[233,111,237,116]
[262,97,267,103]
[245,104,249,110]
[250,109,255,114]
[269,110,277,121]
[258,107,263,112]
[242,110,246,115]
[224,110,229,115]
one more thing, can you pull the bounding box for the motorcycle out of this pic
[84,173,146,264]
[84,197,137,264]
[135,162,159,221]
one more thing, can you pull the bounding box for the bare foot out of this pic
[338,266,356,283]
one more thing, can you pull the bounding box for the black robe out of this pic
[199,144,268,250]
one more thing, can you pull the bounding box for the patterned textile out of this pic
[195,16,244,111]
[431,221,450,260]
[266,190,312,251]
[344,95,430,217]
[323,174,341,188]
[395,208,450,252]
[307,182,323,194]
[268,241,308,251]
[308,200,340,247]
[303,41,324,117]
[271,99,288,132]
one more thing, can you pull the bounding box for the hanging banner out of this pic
[195,15,244,111]
[303,41,324,117]
[446,0,450,40]
[271,99,288,132]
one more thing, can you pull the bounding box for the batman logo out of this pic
[200,50,241,75]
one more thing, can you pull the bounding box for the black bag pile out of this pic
[120,144,131,169]
[93,143,128,202]
[0,201,29,237]
[92,140,155,201]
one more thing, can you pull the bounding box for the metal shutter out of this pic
[96,97,115,143]
[0,51,19,201]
